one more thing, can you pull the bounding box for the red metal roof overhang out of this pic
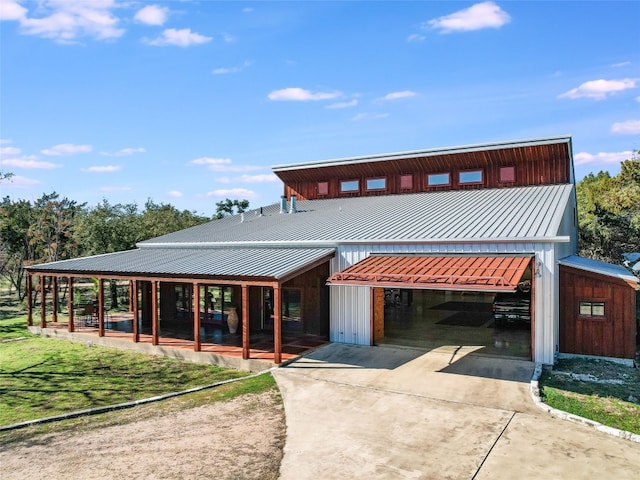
[327,255,532,292]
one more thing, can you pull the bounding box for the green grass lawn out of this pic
[0,317,253,426]
[540,358,640,435]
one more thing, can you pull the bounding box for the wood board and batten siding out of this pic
[278,141,573,200]
[559,265,637,359]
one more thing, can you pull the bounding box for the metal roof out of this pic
[27,247,335,282]
[272,136,573,172]
[559,255,639,285]
[139,184,574,247]
[327,255,532,292]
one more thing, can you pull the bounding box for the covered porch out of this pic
[26,247,334,367]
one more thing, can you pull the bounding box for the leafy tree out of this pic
[215,198,250,219]
[29,192,85,264]
[75,200,140,255]
[138,199,209,240]
[577,155,640,263]
[0,197,36,300]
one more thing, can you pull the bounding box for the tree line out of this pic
[0,194,249,300]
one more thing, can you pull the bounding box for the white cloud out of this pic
[1,157,60,169]
[352,112,389,121]
[41,143,92,156]
[426,1,511,33]
[0,146,21,156]
[101,147,146,157]
[144,28,212,47]
[3,0,124,44]
[574,150,634,166]
[611,61,631,68]
[0,0,27,21]
[327,99,358,109]
[221,32,235,43]
[0,139,13,145]
[166,190,183,198]
[191,157,261,173]
[382,90,417,101]
[407,34,426,42]
[212,60,252,75]
[82,165,121,173]
[559,78,637,100]
[134,5,169,26]
[0,174,40,188]
[611,120,640,135]
[238,174,278,183]
[205,188,258,200]
[217,177,231,184]
[191,157,232,166]
[268,87,341,101]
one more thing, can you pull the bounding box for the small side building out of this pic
[559,255,639,361]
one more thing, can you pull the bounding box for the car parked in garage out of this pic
[493,281,531,327]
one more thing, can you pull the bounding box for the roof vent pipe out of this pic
[289,194,297,214]
[279,196,287,214]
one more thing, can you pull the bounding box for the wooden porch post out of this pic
[98,278,105,337]
[274,284,282,364]
[68,276,74,332]
[132,280,139,342]
[128,280,134,313]
[242,284,250,359]
[194,282,201,352]
[40,275,47,328]
[51,276,58,324]
[26,274,33,326]
[152,281,159,346]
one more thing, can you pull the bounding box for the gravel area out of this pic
[0,390,285,480]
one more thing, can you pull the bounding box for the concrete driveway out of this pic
[272,344,640,480]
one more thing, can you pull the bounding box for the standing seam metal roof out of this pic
[139,184,574,247]
[27,247,335,280]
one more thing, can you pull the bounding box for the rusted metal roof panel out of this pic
[27,247,335,281]
[327,255,532,292]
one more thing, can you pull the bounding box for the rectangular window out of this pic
[317,181,329,196]
[459,170,483,184]
[340,180,359,192]
[400,174,413,189]
[500,166,516,183]
[427,173,450,186]
[579,301,606,318]
[366,177,386,191]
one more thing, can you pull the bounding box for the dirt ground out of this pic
[0,390,285,480]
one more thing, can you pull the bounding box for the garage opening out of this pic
[375,288,531,358]
[329,255,534,359]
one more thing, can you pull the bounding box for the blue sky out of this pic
[1,1,639,216]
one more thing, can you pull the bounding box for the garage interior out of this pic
[375,289,532,359]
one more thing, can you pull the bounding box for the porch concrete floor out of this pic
[30,312,328,372]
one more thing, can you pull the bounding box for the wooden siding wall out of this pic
[278,143,571,200]
[283,262,330,338]
[559,265,637,359]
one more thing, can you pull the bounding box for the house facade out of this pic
[26,136,638,366]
